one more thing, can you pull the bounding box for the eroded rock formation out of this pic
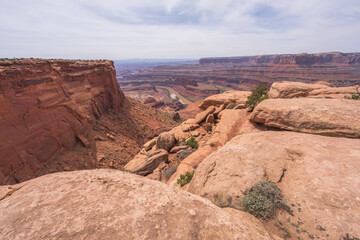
[0,59,125,184]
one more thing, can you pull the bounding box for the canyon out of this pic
[118,52,360,113]
[0,59,176,185]
[1,58,360,239]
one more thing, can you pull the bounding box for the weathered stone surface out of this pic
[0,169,272,240]
[250,98,360,138]
[268,81,358,99]
[156,132,176,151]
[124,149,168,175]
[170,145,189,153]
[143,137,157,151]
[199,91,251,110]
[0,59,125,185]
[213,104,225,116]
[188,131,360,240]
[205,114,215,124]
[182,124,199,132]
[168,109,254,186]
[194,106,215,124]
[76,135,90,148]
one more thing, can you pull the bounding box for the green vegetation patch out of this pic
[245,84,269,111]
[185,136,199,149]
[177,171,194,187]
[240,181,291,220]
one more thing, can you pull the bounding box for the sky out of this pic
[0,0,359,59]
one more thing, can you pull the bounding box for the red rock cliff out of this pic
[0,59,125,184]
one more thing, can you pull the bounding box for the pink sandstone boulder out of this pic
[268,81,358,99]
[250,98,360,138]
[0,169,272,240]
[188,131,360,240]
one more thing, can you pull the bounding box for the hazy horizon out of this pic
[1,0,359,59]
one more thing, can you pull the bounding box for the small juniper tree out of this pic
[245,84,269,111]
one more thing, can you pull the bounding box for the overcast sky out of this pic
[0,0,359,59]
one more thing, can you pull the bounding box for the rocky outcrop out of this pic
[156,132,176,151]
[124,149,168,175]
[200,52,360,66]
[268,81,358,99]
[0,169,272,240]
[167,109,261,186]
[250,98,360,138]
[188,131,360,239]
[198,91,251,110]
[0,59,125,185]
[194,106,215,124]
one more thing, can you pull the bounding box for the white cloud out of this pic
[0,0,359,59]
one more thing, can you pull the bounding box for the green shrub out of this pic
[245,84,269,111]
[185,137,198,149]
[240,181,291,220]
[163,165,178,180]
[351,94,360,100]
[177,171,194,187]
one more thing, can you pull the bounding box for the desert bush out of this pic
[245,84,269,111]
[342,233,360,240]
[351,94,359,100]
[177,171,194,187]
[240,181,291,220]
[163,165,178,180]
[176,149,193,161]
[185,136,199,149]
[212,191,233,208]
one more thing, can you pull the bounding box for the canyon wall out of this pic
[0,59,125,184]
[199,52,360,66]
[118,52,360,103]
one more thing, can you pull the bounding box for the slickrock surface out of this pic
[198,91,251,110]
[0,59,125,184]
[0,169,272,240]
[250,98,360,138]
[188,131,360,240]
[268,81,359,99]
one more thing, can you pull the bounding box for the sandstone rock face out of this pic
[205,114,215,124]
[0,169,272,240]
[124,149,168,175]
[168,109,257,186]
[0,59,125,185]
[156,132,176,151]
[268,81,358,99]
[198,91,251,110]
[188,131,360,239]
[194,106,215,124]
[250,98,360,138]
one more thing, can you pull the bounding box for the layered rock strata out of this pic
[0,59,125,184]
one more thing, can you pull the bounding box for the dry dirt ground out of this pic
[36,97,178,177]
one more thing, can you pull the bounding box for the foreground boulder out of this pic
[198,91,251,110]
[268,81,358,99]
[250,98,360,138]
[0,169,272,240]
[188,131,360,239]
